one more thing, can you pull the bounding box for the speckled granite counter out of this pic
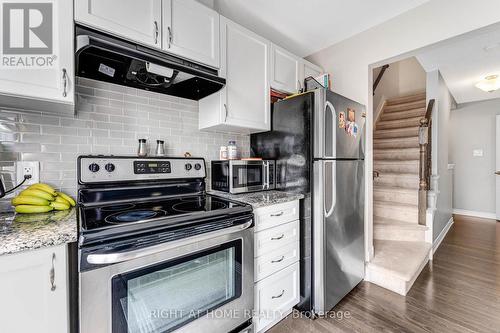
[209,190,303,209]
[0,209,77,256]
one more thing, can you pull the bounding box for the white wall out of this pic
[306,0,500,259]
[427,71,453,241]
[373,57,426,117]
[449,98,500,215]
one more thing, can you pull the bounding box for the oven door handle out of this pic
[86,221,253,265]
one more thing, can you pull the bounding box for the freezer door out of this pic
[313,160,365,313]
[314,89,365,159]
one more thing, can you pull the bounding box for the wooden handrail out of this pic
[373,64,389,95]
[417,98,435,225]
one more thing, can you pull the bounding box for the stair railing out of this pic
[418,99,435,225]
[373,64,389,95]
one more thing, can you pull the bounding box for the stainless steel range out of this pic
[77,156,254,333]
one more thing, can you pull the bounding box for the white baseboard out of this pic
[432,216,453,255]
[452,209,496,220]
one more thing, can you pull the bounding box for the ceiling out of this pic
[214,0,430,57]
[417,24,500,104]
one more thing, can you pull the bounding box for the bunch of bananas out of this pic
[11,183,76,214]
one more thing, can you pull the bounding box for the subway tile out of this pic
[0,142,40,153]
[76,85,94,96]
[41,144,79,153]
[78,128,92,137]
[22,133,60,144]
[60,136,88,145]
[0,121,40,133]
[95,122,122,131]
[78,95,110,106]
[41,161,74,171]
[109,115,137,124]
[95,89,124,101]
[60,118,92,128]
[95,105,123,116]
[91,129,109,137]
[124,94,149,105]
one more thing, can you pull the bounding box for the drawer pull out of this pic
[271,256,285,263]
[272,290,285,299]
[271,234,284,241]
[270,211,284,217]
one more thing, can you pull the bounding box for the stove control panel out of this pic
[78,156,206,183]
[134,161,171,174]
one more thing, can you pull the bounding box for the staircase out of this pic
[367,92,432,296]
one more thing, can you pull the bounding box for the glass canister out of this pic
[219,146,228,160]
[137,139,148,157]
[155,140,166,156]
[227,140,238,160]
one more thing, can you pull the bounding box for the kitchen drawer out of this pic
[255,220,299,258]
[254,200,299,232]
[255,241,299,282]
[254,262,300,332]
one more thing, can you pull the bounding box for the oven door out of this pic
[230,161,272,193]
[80,221,253,333]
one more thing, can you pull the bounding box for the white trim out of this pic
[374,96,386,125]
[432,216,454,255]
[452,209,496,220]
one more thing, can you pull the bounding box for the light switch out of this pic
[472,149,484,157]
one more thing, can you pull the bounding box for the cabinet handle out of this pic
[271,289,285,299]
[271,256,285,263]
[62,68,68,97]
[49,253,56,291]
[271,234,284,241]
[168,26,173,48]
[224,104,228,122]
[154,21,159,44]
[270,211,284,217]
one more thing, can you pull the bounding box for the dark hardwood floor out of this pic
[268,215,500,333]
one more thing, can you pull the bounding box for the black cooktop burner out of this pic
[105,209,167,224]
[79,194,248,233]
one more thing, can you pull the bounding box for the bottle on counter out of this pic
[155,140,166,156]
[137,139,148,157]
[227,140,238,160]
[219,146,228,160]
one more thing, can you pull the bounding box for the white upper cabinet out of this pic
[75,0,162,49]
[199,16,270,133]
[0,245,69,333]
[0,0,74,114]
[270,44,299,94]
[163,0,220,68]
[299,59,323,89]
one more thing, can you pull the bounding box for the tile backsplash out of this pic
[0,77,250,210]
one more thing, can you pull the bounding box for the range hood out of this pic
[75,26,225,101]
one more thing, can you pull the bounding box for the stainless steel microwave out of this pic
[211,160,275,194]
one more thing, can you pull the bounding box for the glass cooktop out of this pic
[79,194,248,232]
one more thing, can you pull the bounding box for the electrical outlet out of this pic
[16,161,40,185]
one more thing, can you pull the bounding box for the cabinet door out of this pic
[0,245,68,333]
[75,0,162,48]
[299,59,322,90]
[0,0,74,108]
[270,44,299,94]
[163,0,220,68]
[221,17,270,131]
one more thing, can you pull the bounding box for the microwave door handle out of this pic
[263,161,270,189]
[86,221,253,265]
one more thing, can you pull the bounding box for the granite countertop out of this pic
[210,190,304,209]
[0,208,78,256]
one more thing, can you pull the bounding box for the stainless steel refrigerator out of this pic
[251,88,365,315]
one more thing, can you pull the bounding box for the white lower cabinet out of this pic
[0,245,69,333]
[253,200,300,333]
[254,262,300,332]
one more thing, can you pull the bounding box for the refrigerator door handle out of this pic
[324,161,336,218]
[324,101,337,158]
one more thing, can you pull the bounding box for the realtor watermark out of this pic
[1,1,56,68]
